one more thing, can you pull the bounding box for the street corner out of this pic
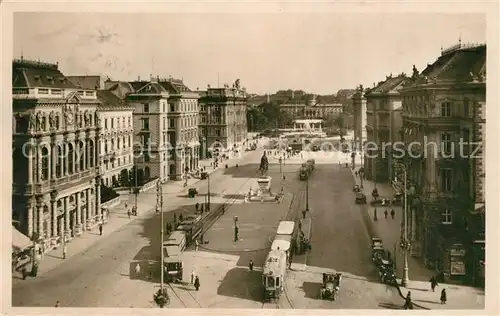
[399,281,485,310]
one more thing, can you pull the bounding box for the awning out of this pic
[12,226,32,252]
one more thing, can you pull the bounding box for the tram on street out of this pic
[163,245,183,283]
[262,249,287,302]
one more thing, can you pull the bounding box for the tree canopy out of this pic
[247,102,293,131]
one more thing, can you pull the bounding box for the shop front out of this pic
[449,244,467,282]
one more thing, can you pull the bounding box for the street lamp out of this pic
[395,166,410,287]
[305,176,309,212]
[360,144,364,189]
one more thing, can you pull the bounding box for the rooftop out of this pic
[97,90,134,110]
[12,58,77,89]
[365,75,408,96]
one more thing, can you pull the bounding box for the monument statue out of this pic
[259,152,269,176]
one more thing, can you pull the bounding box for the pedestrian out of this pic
[390,209,395,219]
[384,209,388,219]
[404,291,413,309]
[194,276,200,291]
[430,276,438,292]
[190,270,195,284]
[63,244,67,259]
[55,301,60,307]
[249,260,254,272]
[440,288,447,304]
[234,226,239,242]
[355,171,358,177]
[200,203,204,213]
[195,202,199,213]
[127,209,131,219]
[374,208,378,221]
[99,224,103,235]
[195,239,199,251]
[21,267,28,280]
[135,263,141,277]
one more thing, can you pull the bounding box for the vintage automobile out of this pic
[370,197,392,206]
[200,172,208,180]
[392,192,404,206]
[188,188,198,198]
[320,273,341,300]
[371,238,385,263]
[355,192,367,204]
[353,184,361,192]
[378,259,396,285]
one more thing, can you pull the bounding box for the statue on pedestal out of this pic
[259,152,268,176]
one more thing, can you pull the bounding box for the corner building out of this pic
[399,43,485,285]
[12,59,102,251]
[198,81,248,159]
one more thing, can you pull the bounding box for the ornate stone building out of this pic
[198,80,248,159]
[364,74,408,183]
[399,43,486,285]
[68,76,135,187]
[12,59,101,251]
[158,78,200,180]
[280,95,343,120]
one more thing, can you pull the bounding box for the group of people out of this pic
[403,276,448,309]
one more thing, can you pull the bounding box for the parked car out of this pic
[355,192,367,204]
[188,188,198,198]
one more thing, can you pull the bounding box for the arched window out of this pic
[41,147,49,181]
[78,141,85,171]
[88,140,94,168]
[56,145,62,178]
[68,143,74,174]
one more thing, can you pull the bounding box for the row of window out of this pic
[403,100,473,118]
[142,100,199,114]
[104,116,132,130]
[103,135,133,152]
[39,141,96,181]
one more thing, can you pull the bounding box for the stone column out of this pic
[51,143,57,180]
[36,196,44,240]
[64,143,69,176]
[86,188,92,228]
[50,193,57,243]
[27,198,34,238]
[81,192,87,231]
[64,197,70,240]
[27,140,34,184]
[75,193,82,235]
[96,177,102,222]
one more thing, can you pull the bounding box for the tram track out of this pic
[166,282,202,308]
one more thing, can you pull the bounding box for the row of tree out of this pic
[247,102,294,131]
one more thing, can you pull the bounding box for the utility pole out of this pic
[360,144,364,188]
[157,180,165,292]
[402,167,409,286]
[305,177,309,212]
[207,173,211,211]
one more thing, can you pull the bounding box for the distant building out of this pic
[364,74,408,182]
[280,95,343,121]
[12,59,101,251]
[198,80,248,159]
[399,43,485,286]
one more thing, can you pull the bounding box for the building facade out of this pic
[68,76,135,187]
[96,90,135,187]
[198,80,248,159]
[12,59,102,251]
[159,79,200,180]
[126,78,170,184]
[364,74,407,183]
[280,96,343,120]
[398,43,486,285]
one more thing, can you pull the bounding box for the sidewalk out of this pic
[348,166,485,309]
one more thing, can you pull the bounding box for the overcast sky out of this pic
[14,12,485,95]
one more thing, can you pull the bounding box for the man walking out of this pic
[430,276,438,292]
[190,270,196,284]
[194,276,200,291]
[384,209,388,219]
[440,288,447,304]
[390,209,395,219]
[249,260,254,272]
[135,263,141,278]
[99,224,103,236]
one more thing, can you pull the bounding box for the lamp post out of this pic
[207,173,211,212]
[305,176,309,212]
[157,180,165,292]
[360,144,364,188]
[396,166,410,287]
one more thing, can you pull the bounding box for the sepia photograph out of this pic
[4,2,497,313]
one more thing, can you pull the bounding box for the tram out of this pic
[262,249,287,302]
